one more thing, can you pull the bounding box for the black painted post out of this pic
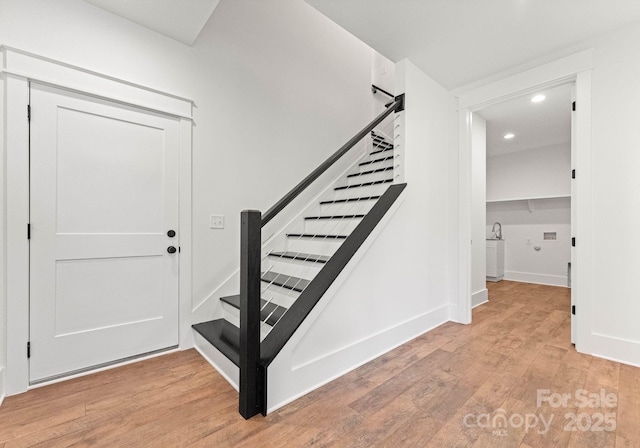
[239,210,262,419]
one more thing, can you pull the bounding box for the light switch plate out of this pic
[210,215,224,229]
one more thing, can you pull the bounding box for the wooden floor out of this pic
[1,281,638,447]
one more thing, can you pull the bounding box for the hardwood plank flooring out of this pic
[1,281,638,447]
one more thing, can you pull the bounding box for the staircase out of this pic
[192,94,406,418]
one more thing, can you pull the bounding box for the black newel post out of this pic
[239,210,262,419]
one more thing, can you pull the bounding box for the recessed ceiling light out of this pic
[531,94,546,103]
[504,133,515,139]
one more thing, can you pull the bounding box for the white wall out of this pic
[587,22,640,363]
[0,0,378,394]
[371,52,396,115]
[267,58,458,411]
[471,114,487,305]
[486,144,571,201]
[485,144,571,286]
[487,198,571,286]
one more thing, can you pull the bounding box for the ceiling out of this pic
[479,83,571,157]
[305,0,640,90]
[84,0,220,46]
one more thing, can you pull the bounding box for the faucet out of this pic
[491,222,502,240]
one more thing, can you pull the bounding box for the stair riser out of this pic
[220,305,271,342]
[263,259,322,282]
[286,236,343,256]
[358,158,394,173]
[328,183,392,201]
[319,200,376,214]
[346,170,393,186]
[304,218,361,235]
[260,287,298,309]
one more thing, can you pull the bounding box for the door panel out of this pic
[29,83,180,382]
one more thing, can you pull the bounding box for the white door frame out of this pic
[454,50,594,355]
[1,46,194,395]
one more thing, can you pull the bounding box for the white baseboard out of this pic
[472,289,488,308]
[267,304,450,413]
[504,271,569,287]
[589,333,640,369]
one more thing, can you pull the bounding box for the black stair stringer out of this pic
[259,183,407,368]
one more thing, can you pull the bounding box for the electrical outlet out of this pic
[210,215,224,229]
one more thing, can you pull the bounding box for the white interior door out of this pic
[29,83,180,383]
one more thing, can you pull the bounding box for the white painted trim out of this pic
[503,272,569,288]
[573,70,594,356]
[0,367,5,407]
[472,289,488,308]
[590,333,640,368]
[1,46,193,119]
[454,109,472,324]
[457,49,593,110]
[178,118,194,350]
[456,51,593,355]
[193,333,239,391]
[3,48,194,395]
[267,304,449,414]
[5,73,31,395]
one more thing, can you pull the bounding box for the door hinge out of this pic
[572,305,576,315]
[27,341,31,358]
[572,101,576,111]
[572,237,576,247]
[27,104,31,122]
[571,169,576,179]
[27,223,31,240]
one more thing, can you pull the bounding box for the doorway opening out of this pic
[470,82,575,343]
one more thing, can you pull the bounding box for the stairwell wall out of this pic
[0,0,381,394]
[267,59,458,412]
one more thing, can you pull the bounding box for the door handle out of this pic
[167,230,176,238]
[167,246,177,254]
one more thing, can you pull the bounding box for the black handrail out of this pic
[261,94,405,226]
[371,84,394,98]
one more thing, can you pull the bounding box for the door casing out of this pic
[2,46,194,395]
[453,49,594,357]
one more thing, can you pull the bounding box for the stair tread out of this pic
[335,179,393,190]
[269,251,330,263]
[220,294,288,326]
[192,319,240,366]
[359,156,394,166]
[371,131,392,142]
[304,214,365,220]
[262,271,310,292]
[287,233,348,239]
[347,166,393,178]
[319,196,381,205]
